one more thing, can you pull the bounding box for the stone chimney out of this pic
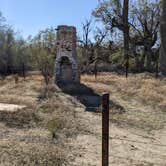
[55,25,80,84]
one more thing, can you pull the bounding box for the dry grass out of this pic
[0,75,42,106]
[38,98,79,139]
[82,73,166,112]
[0,74,81,165]
[82,72,166,131]
[0,108,40,128]
[0,73,166,165]
[0,141,67,166]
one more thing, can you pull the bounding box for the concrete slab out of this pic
[0,103,26,112]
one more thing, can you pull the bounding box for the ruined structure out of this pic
[55,25,80,84]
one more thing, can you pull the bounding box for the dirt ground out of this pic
[0,73,166,166]
[70,73,166,166]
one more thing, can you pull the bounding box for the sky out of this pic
[0,0,99,39]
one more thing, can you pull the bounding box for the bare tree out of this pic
[122,0,129,77]
[130,0,160,72]
[92,0,130,77]
[93,28,108,78]
[78,19,93,73]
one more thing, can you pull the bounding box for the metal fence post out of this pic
[102,93,109,166]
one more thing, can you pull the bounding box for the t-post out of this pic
[102,93,109,166]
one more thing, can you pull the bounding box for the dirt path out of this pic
[70,107,166,166]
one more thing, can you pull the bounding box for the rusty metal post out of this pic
[102,93,109,166]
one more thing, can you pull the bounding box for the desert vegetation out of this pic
[0,75,81,165]
[0,0,166,81]
[0,73,165,165]
[0,0,166,165]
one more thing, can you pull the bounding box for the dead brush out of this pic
[109,99,126,114]
[13,74,19,84]
[82,72,166,111]
[38,84,61,100]
[0,141,68,166]
[37,98,78,140]
[0,108,40,128]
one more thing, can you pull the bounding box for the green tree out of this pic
[29,28,56,84]
[14,39,30,78]
[0,26,15,75]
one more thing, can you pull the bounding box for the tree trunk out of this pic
[155,57,159,78]
[22,63,26,80]
[160,0,166,75]
[94,61,97,79]
[123,0,130,78]
[144,46,152,71]
[140,53,146,71]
